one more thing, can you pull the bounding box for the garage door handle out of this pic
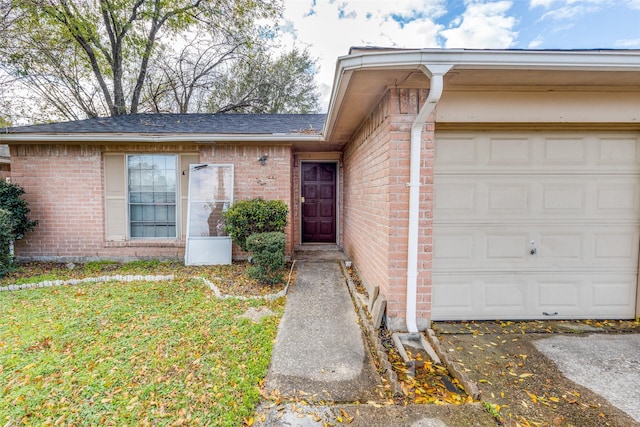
[543,311,558,316]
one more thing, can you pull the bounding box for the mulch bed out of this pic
[1,261,291,298]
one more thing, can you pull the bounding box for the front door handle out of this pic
[301,196,305,203]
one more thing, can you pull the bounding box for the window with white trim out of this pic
[127,154,177,238]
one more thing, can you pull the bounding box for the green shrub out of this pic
[223,199,288,252]
[0,179,37,240]
[0,180,37,276]
[245,232,286,285]
[0,208,14,277]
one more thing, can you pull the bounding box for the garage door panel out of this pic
[595,183,639,214]
[538,233,582,260]
[434,182,475,213]
[437,176,640,220]
[542,137,587,165]
[436,133,640,173]
[488,185,529,212]
[542,184,585,212]
[432,280,473,310]
[593,232,638,261]
[538,280,580,307]
[486,233,529,260]
[485,280,527,308]
[592,279,637,310]
[433,274,636,320]
[488,137,531,164]
[434,233,474,261]
[435,226,638,270]
[437,136,478,165]
[597,137,640,165]
[433,274,529,320]
[433,131,640,320]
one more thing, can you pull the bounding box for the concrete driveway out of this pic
[533,333,640,423]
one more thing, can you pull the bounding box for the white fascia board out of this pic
[324,48,640,136]
[337,49,640,72]
[0,133,324,143]
[417,49,640,70]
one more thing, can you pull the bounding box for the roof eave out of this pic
[323,48,640,139]
[0,133,325,143]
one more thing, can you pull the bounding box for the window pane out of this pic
[130,205,142,221]
[142,205,155,221]
[131,224,143,237]
[156,205,168,221]
[140,191,154,203]
[128,154,177,239]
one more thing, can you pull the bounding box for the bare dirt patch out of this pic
[434,321,640,426]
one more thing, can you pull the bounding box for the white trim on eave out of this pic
[0,133,324,143]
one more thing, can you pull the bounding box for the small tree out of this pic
[0,179,37,240]
[223,198,287,252]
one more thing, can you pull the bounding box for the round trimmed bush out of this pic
[223,198,288,252]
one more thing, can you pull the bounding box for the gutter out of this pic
[0,133,324,143]
[406,64,452,334]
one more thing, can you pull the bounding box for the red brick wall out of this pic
[10,144,106,260]
[343,88,435,330]
[200,144,294,256]
[10,142,294,261]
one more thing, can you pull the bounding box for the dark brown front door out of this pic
[302,162,336,243]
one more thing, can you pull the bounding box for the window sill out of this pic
[105,240,185,248]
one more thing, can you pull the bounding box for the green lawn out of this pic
[0,276,283,426]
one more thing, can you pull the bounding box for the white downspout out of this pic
[406,64,451,334]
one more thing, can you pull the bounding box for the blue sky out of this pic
[279,0,640,109]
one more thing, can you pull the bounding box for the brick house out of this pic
[2,48,640,329]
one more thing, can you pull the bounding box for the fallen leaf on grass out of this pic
[524,390,538,403]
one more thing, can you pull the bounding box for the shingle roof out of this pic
[6,113,327,135]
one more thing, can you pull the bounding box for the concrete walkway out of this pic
[265,259,383,403]
[256,256,497,426]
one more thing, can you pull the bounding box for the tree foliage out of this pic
[205,46,320,114]
[0,179,37,240]
[0,0,319,122]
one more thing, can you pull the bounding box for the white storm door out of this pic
[185,164,234,265]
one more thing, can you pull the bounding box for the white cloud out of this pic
[530,0,614,19]
[530,0,611,8]
[440,1,517,48]
[540,4,600,20]
[280,0,447,110]
[615,38,640,47]
[528,36,544,48]
[530,0,556,7]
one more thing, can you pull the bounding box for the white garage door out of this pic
[432,131,640,320]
